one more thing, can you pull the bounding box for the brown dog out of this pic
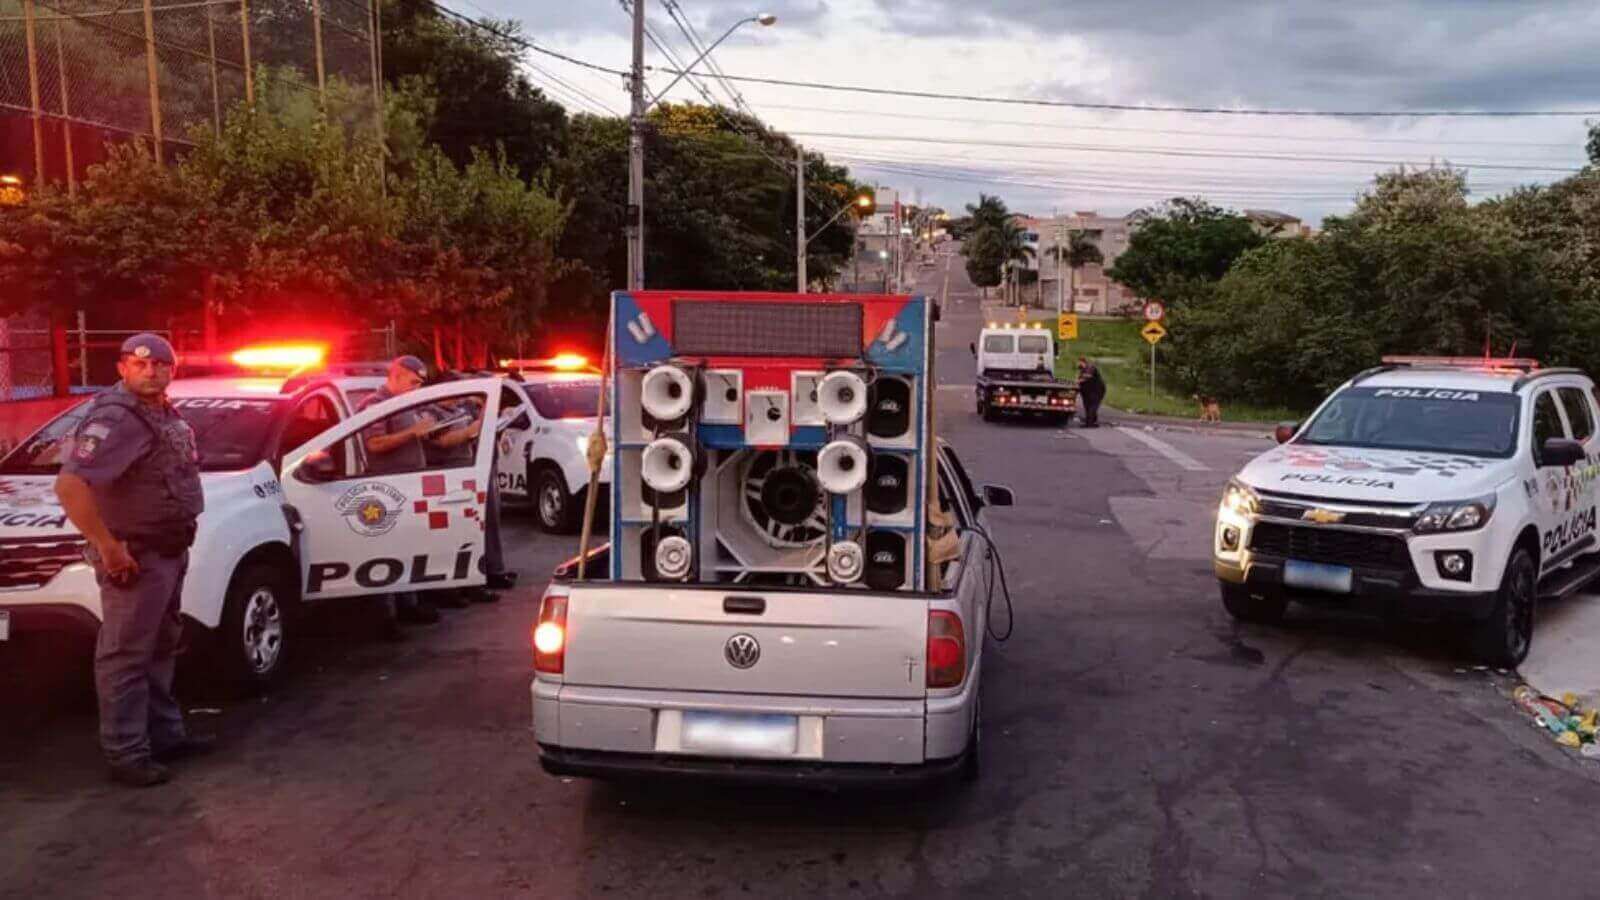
[1193,394,1222,423]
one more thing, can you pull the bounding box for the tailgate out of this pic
[562,586,928,699]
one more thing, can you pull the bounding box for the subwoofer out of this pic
[863,530,907,591]
[866,376,912,439]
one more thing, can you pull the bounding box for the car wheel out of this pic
[535,466,579,534]
[218,562,292,692]
[1219,581,1287,624]
[1471,546,1536,667]
[981,403,999,423]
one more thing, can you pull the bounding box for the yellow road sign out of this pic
[1057,313,1078,341]
[1141,322,1167,344]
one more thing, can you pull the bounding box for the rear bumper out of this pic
[1216,554,1497,621]
[538,744,967,789]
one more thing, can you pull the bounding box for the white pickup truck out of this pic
[531,442,1013,787]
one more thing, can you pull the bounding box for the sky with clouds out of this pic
[464,0,1596,223]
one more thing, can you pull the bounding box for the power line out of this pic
[645,67,1600,119]
[791,131,1583,174]
[756,102,1585,152]
[418,0,627,77]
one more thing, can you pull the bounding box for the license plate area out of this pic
[680,711,798,758]
[1284,559,1353,594]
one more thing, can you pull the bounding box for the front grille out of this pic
[1256,494,1421,530]
[0,536,88,589]
[1249,522,1410,570]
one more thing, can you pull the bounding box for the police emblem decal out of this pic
[336,481,407,537]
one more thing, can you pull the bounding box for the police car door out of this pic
[280,378,502,600]
[1530,386,1582,574]
[496,381,535,501]
[1553,384,1600,565]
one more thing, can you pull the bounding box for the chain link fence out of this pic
[1,0,381,185]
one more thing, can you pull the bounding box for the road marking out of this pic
[1118,426,1210,472]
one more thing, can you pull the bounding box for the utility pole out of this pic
[626,0,646,291]
[796,143,806,292]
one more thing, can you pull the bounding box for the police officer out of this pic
[54,334,209,787]
[358,356,486,630]
[1077,356,1107,428]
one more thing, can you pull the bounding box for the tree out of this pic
[965,193,1009,232]
[993,219,1035,304]
[1588,122,1599,166]
[1047,230,1104,312]
[962,226,1005,297]
[381,0,568,178]
[1106,197,1265,302]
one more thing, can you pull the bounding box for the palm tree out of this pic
[994,219,1035,305]
[1046,230,1104,313]
[965,194,1009,233]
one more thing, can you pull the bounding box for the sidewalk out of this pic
[1097,405,1277,439]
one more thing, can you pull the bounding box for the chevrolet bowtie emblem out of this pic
[1302,508,1345,524]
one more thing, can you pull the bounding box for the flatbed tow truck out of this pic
[971,322,1077,424]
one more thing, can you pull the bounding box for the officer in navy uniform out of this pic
[54,334,211,787]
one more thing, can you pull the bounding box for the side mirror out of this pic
[981,484,1015,507]
[294,449,339,484]
[1541,437,1586,468]
[969,342,977,358]
[1274,422,1299,445]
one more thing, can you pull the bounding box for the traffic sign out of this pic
[1142,300,1166,322]
[1141,322,1167,344]
[1057,313,1078,341]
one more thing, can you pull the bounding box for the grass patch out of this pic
[1032,315,1306,423]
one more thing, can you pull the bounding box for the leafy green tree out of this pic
[1107,197,1265,301]
[1588,122,1599,166]
[962,225,1005,297]
[964,193,1009,232]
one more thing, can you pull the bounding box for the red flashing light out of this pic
[1381,355,1540,372]
[231,343,328,371]
[550,353,590,371]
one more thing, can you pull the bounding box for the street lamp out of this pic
[649,12,777,108]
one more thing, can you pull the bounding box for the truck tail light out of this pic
[926,610,966,688]
[533,590,568,674]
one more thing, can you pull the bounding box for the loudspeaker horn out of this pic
[653,534,694,581]
[641,433,696,494]
[827,540,864,584]
[641,365,696,423]
[816,436,870,494]
[818,370,867,426]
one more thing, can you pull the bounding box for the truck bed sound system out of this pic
[608,291,931,590]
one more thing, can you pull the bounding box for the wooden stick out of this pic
[576,310,615,581]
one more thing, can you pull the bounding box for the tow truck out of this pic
[0,344,507,689]
[970,322,1076,423]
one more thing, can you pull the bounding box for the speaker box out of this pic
[791,371,823,427]
[817,436,870,495]
[863,530,908,591]
[867,376,913,442]
[819,370,868,426]
[641,365,696,423]
[866,454,911,516]
[745,390,790,446]
[701,369,743,424]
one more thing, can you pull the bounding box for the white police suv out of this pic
[0,363,508,689]
[1215,357,1600,666]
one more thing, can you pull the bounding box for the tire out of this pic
[1219,581,1287,624]
[534,465,579,534]
[1471,546,1536,667]
[980,402,999,423]
[217,562,292,692]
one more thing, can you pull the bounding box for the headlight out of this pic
[1414,495,1496,533]
[1221,478,1259,516]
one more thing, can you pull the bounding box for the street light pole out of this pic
[796,142,806,292]
[627,0,646,292]
[650,13,776,106]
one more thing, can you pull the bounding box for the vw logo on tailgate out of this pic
[724,633,761,669]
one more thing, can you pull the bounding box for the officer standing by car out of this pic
[53,333,210,787]
[359,356,484,632]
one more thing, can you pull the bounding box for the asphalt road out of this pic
[5,255,1600,897]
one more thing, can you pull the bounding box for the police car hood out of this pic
[0,475,73,537]
[1238,443,1509,503]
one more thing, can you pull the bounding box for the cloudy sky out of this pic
[465,0,1596,223]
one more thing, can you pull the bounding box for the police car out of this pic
[0,352,508,688]
[1215,357,1600,665]
[493,359,610,534]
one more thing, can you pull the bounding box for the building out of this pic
[1242,209,1315,239]
[1023,212,1142,314]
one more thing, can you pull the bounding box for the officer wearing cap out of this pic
[358,356,485,631]
[54,333,210,787]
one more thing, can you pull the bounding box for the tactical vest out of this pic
[92,388,205,546]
